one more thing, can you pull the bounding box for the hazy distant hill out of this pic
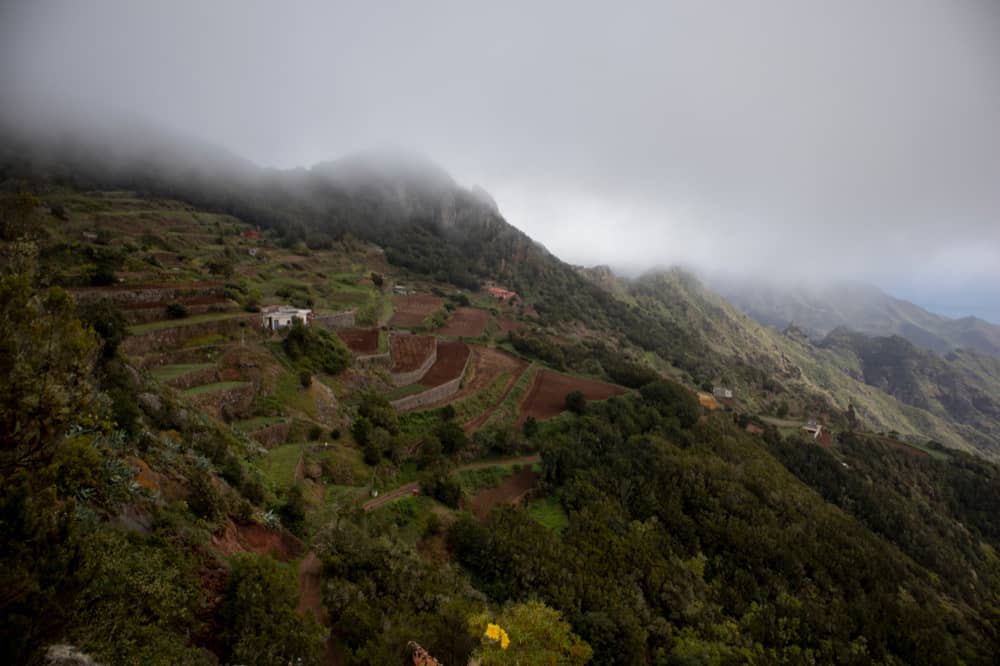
[711,277,1000,356]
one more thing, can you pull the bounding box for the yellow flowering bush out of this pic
[485,622,510,650]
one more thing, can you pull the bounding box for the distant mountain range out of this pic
[709,278,1000,357]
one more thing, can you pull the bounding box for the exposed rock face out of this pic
[45,645,102,666]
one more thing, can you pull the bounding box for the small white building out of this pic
[260,305,312,330]
[713,386,733,399]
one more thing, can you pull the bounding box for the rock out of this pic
[138,392,162,416]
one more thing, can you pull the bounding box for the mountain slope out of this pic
[711,277,1000,356]
[5,122,1000,458]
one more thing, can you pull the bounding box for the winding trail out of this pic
[362,454,541,512]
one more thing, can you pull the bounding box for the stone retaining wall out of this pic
[390,345,437,386]
[122,300,233,325]
[122,315,254,357]
[186,383,255,420]
[391,350,473,412]
[314,309,357,330]
[248,421,292,449]
[355,352,391,369]
[164,365,220,390]
[70,282,225,307]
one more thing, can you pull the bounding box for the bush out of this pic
[564,390,586,415]
[299,369,312,388]
[221,553,325,665]
[422,470,463,509]
[282,320,351,375]
[278,485,306,535]
[166,302,189,319]
[78,300,128,359]
[187,469,222,520]
[308,425,322,441]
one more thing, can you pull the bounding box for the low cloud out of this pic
[2,0,999,315]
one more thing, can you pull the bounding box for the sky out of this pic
[2,0,999,322]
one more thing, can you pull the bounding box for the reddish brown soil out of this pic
[390,294,444,327]
[336,328,380,354]
[420,341,470,386]
[518,369,626,422]
[297,551,328,624]
[462,349,530,431]
[470,467,540,520]
[390,334,436,372]
[423,346,527,415]
[438,307,489,337]
[497,318,525,335]
[211,520,304,562]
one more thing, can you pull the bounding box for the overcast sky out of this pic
[3,1,999,321]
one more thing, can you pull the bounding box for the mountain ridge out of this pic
[710,275,1000,356]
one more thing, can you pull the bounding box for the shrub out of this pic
[221,553,325,665]
[165,302,189,319]
[278,485,306,535]
[282,320,351,375]
[299,369,312,388]
[564,390,586,415]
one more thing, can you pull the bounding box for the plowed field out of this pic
[518,369,626,422]
[390,294,444,327]
[336,328,379,354]
[390,334,436,372]
[421,341,470,386]
[438,307,489,337]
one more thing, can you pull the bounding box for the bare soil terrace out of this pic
[336,328,380,355]
[420,341,470,386]
[438,307,489,337]
[390,294,443,327]
[390,334,436,372]
[518,369,626,422]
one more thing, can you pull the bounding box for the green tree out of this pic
[0,243,98,475]
[221,553,325,666]
[564,390,587,415]
[469,601,592,665]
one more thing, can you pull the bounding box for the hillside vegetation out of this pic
[4,138,1000,664]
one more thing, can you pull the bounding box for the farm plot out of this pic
[438,307,489,337]
[518,369,626,422]
[469,466,540,520]
[420,341,471,387]
[390,294,444,327]
[440,347,526,404]
[336,328,380,355]
[390,334,436,372]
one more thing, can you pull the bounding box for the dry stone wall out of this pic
[390,346,436,386]
[121,315,254,357]
[391,350,473,412]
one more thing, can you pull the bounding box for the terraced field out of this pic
[518,369,626,422]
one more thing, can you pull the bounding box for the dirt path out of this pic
[297,551,341,665]
[362,454,541,512]
[297,551,327,624]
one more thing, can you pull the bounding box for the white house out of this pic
[260,305,312,330]
[713,386,733,399]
